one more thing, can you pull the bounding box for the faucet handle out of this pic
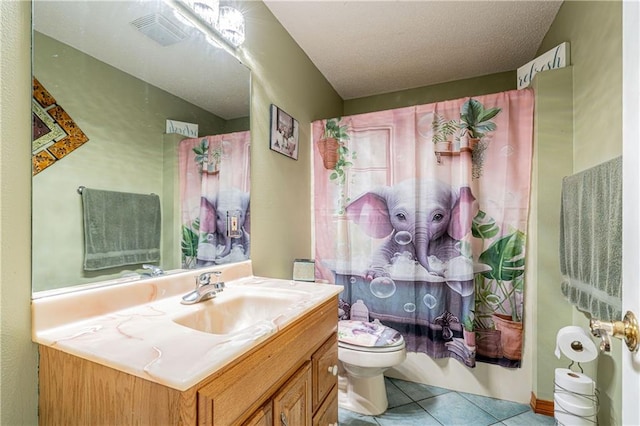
[142,264,163,276]
[196,272,212,287]
[212,271,225,289]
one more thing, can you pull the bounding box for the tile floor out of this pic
[339,377,556,426]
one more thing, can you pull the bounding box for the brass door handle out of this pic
[590,310,638,352]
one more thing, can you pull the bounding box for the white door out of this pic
[622,2,640,424]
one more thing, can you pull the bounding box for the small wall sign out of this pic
[166,119,199,138]
[517,42,570,89]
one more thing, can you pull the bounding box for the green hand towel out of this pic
[82,188,161,271]
[559,156,622,321]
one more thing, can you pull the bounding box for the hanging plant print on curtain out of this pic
[179,131,251,269]
[312,90,534,368]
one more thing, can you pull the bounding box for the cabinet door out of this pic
[312,334,338,412]
[273,362,312,426]
[312,385,338,426]
[243,402,273,426]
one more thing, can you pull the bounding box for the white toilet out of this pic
[337,319,407,416]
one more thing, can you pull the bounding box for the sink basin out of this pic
[172,287,308,335]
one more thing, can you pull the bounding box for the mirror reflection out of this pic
[32,0,251,295]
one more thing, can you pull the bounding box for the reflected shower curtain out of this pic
[179,131,250,269]
[312,90,534,368]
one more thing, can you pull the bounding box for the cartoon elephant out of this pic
[198,187,250,265]
[345,178,477,279]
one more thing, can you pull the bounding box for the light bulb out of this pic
[216,6,245,47]
[191,0,220,27]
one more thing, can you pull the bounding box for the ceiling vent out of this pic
[130,13,189,46]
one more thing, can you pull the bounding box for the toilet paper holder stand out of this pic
[589,310,638,353]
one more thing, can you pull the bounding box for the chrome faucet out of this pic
[142,264,164,277]
[181,271,225,305]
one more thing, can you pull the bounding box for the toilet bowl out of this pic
[337,320,407,416]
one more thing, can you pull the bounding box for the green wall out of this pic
[535,1,623,424]
[0,2,39,424]
[530,66,574,405]
[237,2,343,279]
[539,1,622,172]
[344,70,516,115]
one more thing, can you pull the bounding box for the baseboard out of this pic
[530,392,554,417]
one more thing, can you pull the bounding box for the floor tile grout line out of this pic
[407,391,508,425]
[386,377,413,404]
[370,402,447,426]
[387,377,454,404]
[385,378,467,425]
[456,392,504,423]
[457,390,532,422]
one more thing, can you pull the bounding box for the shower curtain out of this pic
[179,131,250,269]
[313,89,534,368]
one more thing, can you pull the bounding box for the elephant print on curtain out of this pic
[345,178,477,279]
[312,89,534,368]
[179,131,251,269]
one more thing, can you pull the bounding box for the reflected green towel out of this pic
[82,188,161,271]
[559,156,622,321]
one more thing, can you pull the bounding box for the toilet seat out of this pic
[337,320,405,353]
[338,338,405,353]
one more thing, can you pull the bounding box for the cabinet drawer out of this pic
[312,333,338,412]
[312,385,337,426]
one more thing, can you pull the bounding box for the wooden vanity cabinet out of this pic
[241,333,339,426]
[38,296,339,426]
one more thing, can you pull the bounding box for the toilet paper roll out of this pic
[555,406,596,426]
[554,326,598,363]
[554,368,596,396]
[554,392,597,417]
[555,393,597,426]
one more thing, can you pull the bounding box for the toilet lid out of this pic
[338,320,404,352]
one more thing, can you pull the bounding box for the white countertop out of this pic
[32,261,343,391]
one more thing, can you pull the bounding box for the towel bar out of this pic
[77,186,156,196]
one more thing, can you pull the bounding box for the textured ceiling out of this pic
[264,1,563,99]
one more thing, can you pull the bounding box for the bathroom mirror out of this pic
[31,0,251,295]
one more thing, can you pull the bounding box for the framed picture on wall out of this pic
[269,104,299,160]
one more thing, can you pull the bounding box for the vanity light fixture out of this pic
[215,6,245,47]
[168,0,245,51]
[182,0,219,28]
